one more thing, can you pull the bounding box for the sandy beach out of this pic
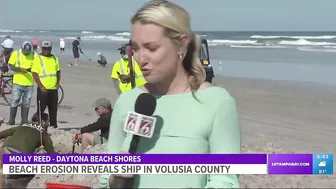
[0,58,335,188]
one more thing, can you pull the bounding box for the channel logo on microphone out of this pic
[125,112,138,132]
[124,111,156,138]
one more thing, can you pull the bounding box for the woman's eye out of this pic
[148,47,157,52]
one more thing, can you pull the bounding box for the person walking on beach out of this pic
[96,52,107,67]
[0,113,55,188]
[70,37,83,66]
[31,41,61,128]
[60,38,65,55]
[72,98,112,153]
[110,43,146,94]
[32,38,39,52]
[1,36,14,63]
[7,41,36,126]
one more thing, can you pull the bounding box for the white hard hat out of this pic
[60,38,64,41]
[97,52,101,56]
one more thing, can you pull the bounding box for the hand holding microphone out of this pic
[109,93,157,189]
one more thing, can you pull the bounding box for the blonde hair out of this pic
[131,0,206,91]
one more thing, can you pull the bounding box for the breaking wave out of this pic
[251,35,336,40]
[278,39,336,46]
[2,29,336,52]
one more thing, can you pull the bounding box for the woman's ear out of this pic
[177,34,190,56]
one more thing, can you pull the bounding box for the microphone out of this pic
[110,93,157,188]
[126,93,157,153]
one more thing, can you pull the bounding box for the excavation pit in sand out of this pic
[27,128,107,188]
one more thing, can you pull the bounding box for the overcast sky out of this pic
[2,0,336,31]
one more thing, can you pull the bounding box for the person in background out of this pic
[100,1,241,188]
[110,43,146,95]
[70,37,83,66]
[32,38,39,52]
[72,98,112,153]
[7,41,35,126]
[1,36,14,63]
[96,52,107,67]
[31,41,61,128]
[0,113,54,188]
[60,38,65,55]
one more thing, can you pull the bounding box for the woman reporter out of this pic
[100,0,241,188]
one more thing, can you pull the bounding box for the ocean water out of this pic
[2,29,336,87]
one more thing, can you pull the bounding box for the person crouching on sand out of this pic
[0,113,55,188]
[97,52,107,67]
[72,98,112,153]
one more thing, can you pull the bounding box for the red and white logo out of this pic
[125,113,138,132]
[124,112,156,138]
[139,117,154,137]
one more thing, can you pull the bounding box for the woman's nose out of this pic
[135,51,147,64]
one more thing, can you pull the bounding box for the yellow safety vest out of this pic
[31,55,60,90]
[111,58,146,92]
[8,50,34,86]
